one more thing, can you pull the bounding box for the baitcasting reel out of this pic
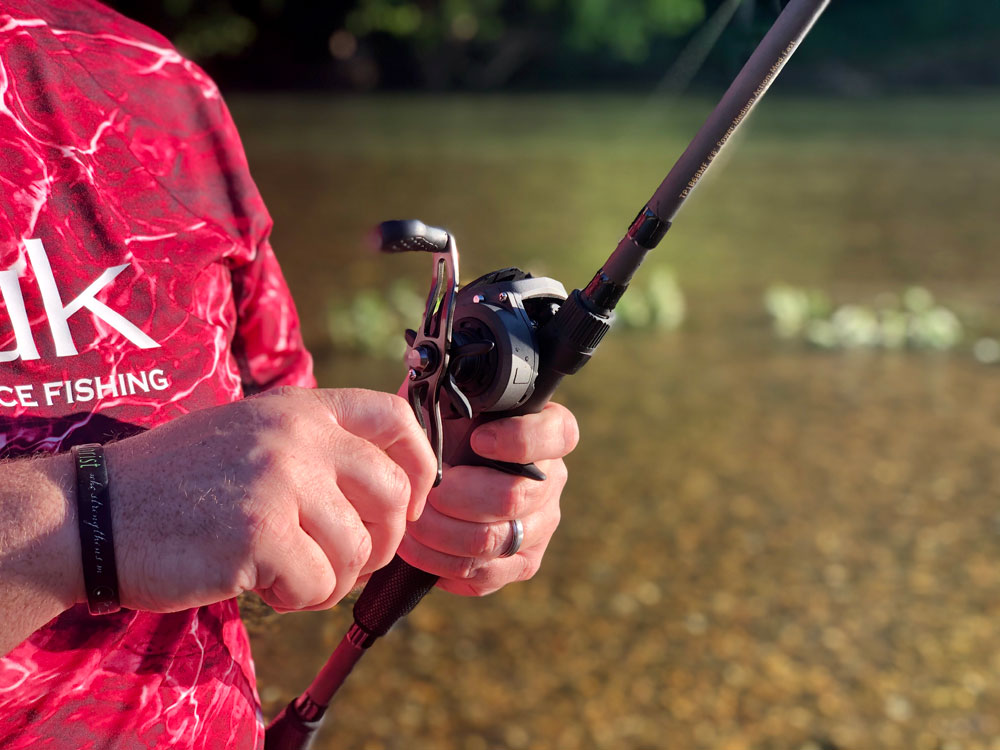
[265,2,830,745]
[376,219,568,483]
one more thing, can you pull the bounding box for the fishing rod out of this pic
[265,0,831,746]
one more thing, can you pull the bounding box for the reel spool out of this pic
[375,220,567,481]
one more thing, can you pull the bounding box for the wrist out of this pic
[51,452,87,608]
[17,451,86,609]
[0,451,85,655]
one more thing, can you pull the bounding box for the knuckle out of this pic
[322,387,365,426]
[275,407,311,443]
[366,459,410,519]
[388,392,414,422]
[245,394,311,442]
[509,428,534,460]
[266,452,303,494]
[518,555,541,582]
[373,520,406,569]
[256,587,282,610]
[455,556,480,580]
[558,407,581,453]
[549,503,562,532]
[550,459,569,490]
[367,542,396,573]
[244,438,278,474]
[208,558,255,603]
[267,384,306,400]
[472,522,503,558]
[244,513,298,582]
[232,394,276,431]
[301,572,338,610]
[464,569,501,597]
[499,479,530,520]
[249,448,307,503]
[384,462,412,511]
[246,502,294,547]
[381,392,417,435]
[437,578,480,598]
[347,532,373,572]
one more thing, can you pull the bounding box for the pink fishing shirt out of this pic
[0,1,314,747]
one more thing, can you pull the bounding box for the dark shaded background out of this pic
[105,0,1000,93]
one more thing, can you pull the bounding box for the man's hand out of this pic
[396,401,579,597]
[106,387,437,614]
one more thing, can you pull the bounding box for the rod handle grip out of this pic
[353,554,439,638]
[442,411,546,480]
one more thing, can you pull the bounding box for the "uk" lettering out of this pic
[0,239,160,362]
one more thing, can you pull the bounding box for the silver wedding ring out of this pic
[499,518,524,558]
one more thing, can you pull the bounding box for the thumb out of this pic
[318,388,436,521]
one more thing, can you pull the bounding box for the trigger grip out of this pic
[484,459,546,482]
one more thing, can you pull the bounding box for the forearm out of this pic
[0,388,437,655]
[0,453,83,656]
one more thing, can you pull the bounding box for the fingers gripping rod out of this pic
[265,1,830,746]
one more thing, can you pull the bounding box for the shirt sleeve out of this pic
[230,234,316,394]
[161,66,316,394]
[196,89,316,393]
[50,6,318,395]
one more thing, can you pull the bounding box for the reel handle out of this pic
[375,220,450,253]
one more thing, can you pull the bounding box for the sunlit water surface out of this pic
[231,94,1000,750]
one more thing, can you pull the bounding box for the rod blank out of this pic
[588,0,832,305]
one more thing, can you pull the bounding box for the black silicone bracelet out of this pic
[72,443,121,615]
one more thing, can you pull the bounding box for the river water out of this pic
[231,94,1000,750]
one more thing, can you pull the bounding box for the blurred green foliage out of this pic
[345,0,704,61]
[104,0,1000,91]
[326,269,685,359]
[615,267,687,331]
[764,285,965,352]
[326,280,423,359]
